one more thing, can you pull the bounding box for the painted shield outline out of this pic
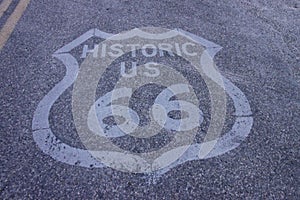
[32,28,253,174]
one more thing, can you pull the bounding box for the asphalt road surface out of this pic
[1,0,299,199]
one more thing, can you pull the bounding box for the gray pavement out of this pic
[0,0,299,199]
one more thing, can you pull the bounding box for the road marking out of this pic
[32,28,253,175]
[0,0,12,18]
[0,0,30,50]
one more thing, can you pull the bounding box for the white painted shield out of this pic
[32,28,253,174]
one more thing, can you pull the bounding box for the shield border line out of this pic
[32,28,253,174]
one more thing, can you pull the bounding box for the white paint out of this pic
[32,53,104,168]
[143,62,160,77]
[54,29,98,54]
[158,43,175,57]
[32,28,253,175]
[174,43,182,56]
[88,88,140,138]
[127,44,140,57]
[120,62,137,78]
[81,44,99,58]
[88,83,201,137]
[152,84,203,131]
[120,62,160,78]
[176,28,222,57]
[87,41,206,58]
[182,42,197,56]
[108,43,124,57]
[141,44,157,57]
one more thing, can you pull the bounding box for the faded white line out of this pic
[32,53,104,168]
[0,0,30,50]
[0,0,12,19]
